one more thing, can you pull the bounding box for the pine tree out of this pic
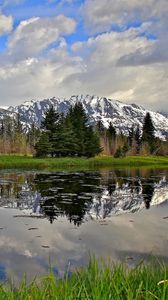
[122,143,129,156]
[135,125,141,153]
[66,102,89,156]
[52,118,78,157]
[114,146,123,158]
[141,113,155,153]
[35,132,52,157]
[41,105,59,132]
[36,106,64,157]
[35,102,102,158]
[67,102,102,157]
[106,122,116,155]
[96,120,105,135]
[84,126,102,157]
[107,122,116,140]
[41,105,60,157]
[142,113,155,142]
[61,117,79,156]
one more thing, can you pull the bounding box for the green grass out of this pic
[0,258,168,299]
[0,155,168,170]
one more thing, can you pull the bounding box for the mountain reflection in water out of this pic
[0,169,167,226]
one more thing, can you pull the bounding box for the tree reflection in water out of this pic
[35,172,99,226]
[0,169,167,226]
[142,180,154,209]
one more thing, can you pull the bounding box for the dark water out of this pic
[0,168,168,282]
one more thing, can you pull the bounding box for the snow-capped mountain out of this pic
[1,95,168,139]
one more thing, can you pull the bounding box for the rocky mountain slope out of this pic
[1,95,168,139]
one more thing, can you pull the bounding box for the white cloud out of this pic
[8,15,76,59]
[0,41,83,106]
[72,26,154,65]
[82,0,168,33]
[0,14,13,36]
[0,1,167,113]
[0,24,168,113]
[70,27,168,111]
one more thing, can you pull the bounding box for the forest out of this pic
[0,102,168,157]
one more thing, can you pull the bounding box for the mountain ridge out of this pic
[1,95,168,139]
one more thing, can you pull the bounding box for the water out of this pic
[0,168,168,282]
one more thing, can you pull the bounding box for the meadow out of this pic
[0,155,168,170]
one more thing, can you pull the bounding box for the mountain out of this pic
[159,111,168,118]
[1,95,168,139]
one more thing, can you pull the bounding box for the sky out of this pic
[0,0,167,112]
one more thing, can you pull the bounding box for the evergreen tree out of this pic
[122,143,129,156]
[142,113,155,142]
[96,120,105,135]
[114,146,123,158]
[135,125,141,153]
[141,113,155,153]
[41,105,60,157]
[36,106,64,157]
[114,143,129,158]
[41,105,59,132]
[61,118,79,156]
[107,122,116,140]
[35,132,52,157]
[106,122,116,155]
[84,126,102,157]
[52,117,79,157]
[68,102,102,157]
[35,102,102,158]
[66,102,89,156]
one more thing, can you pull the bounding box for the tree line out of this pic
[0,104,167,157]
[0,114,39,155]
[98,112,168,157]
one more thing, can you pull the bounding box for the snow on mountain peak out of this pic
[3,95,168,139]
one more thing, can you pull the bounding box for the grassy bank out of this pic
[0,155,168,170]
[0,258,168,299]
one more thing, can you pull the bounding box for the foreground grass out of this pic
[0,155,168,170]
[0,258,168,299]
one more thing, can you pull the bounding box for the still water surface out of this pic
[0,168,168,282]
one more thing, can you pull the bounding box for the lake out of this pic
[0,168,168,283]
